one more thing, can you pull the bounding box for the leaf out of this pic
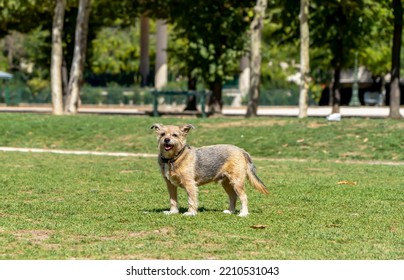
[337,181,357,185]
[250,224,267,229]
[326,224,342,228]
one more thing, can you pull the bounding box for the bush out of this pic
[80,84,155,105]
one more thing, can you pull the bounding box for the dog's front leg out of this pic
[183,183,198,216]
[164,180,179,215]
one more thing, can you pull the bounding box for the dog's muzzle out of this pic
[163,138,174,151]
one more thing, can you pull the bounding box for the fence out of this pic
[1,85,308,107]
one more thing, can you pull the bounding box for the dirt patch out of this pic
[306,122,328,129]
[340,152,363,158]
[127,227,175,238]
[13,230,54,244]
[61,227,176,246]
[75,227,177,241]
[120,169,143,174]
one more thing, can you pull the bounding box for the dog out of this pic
[151,123,268,217]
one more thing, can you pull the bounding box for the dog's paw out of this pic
[163,210,179,215]
[223,210,234,214]
[238,212,249,217]
[183,211,197,216]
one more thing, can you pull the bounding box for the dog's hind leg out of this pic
[221,177,237,214]
[232,182,249,217]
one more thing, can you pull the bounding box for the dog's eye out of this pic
[172,133,178,138]
[160,132,165,137]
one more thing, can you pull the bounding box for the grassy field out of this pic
[0,114,403,259]
[0,113,403,161]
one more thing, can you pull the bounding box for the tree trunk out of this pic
[184,71,197,111]
[65,0,91,114]
[298,0,310,118]
[208,79,223,114]
[390,0,403,119]
[330,6,347,114]
[155,19,168,90]
[62,59,68,105]
[331,34,343,114]
[51,0,66,115]
[246,0,267,117]
[332,65,341,113]
[239,55,250,97]
[139,15,150,87]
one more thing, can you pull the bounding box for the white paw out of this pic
[238,212,249,217]
[183,211,197,216]
[163,210,179,215]
[223,210,234,214]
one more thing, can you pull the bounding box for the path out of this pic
[1,146,403,166]
[1,104,404,118]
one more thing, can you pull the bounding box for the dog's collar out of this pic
[160,145,189,164]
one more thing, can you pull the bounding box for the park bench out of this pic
[151,90,208,118]
[364,91,382,106]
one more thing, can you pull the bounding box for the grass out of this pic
[0,113,403,161]
[0,113,403,259]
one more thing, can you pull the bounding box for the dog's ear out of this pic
[180,124,195,134]
[151,123,163,131]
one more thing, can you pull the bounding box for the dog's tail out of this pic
[243,152,269,194]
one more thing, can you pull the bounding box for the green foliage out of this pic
[0,52,7,70]
[26,77,49,94]
[167,0,255,86]
[311,0,392,71]
[22,27,50,70]
[91,26,139,75]
[80,84,154,105]
[0,28,50,95]
[261,0,399,100]
[92,0,139,27]
[0,0,53,36]
[350,0,392,75]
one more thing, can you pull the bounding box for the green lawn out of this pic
[0,114,403,259]
[0,113,402,161]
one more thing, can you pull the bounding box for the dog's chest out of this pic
[162,163,182,186]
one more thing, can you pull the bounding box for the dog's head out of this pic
[151,124,194,157]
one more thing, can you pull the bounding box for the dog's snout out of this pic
[164,138,171,144]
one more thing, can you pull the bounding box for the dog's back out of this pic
[192,144,268,194]
[193,144,238,184]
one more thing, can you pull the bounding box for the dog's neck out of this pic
[160,145,189,164]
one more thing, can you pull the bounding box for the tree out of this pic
[0,0,54,71]
[51,0,66,115]
[246,0,267,117]
[309,0,378,113]
[329,4,346,113]
[165,0,254,115]
[390,0,403,119]
[65,0,92,114]
[298,0,310,118]
[0,0,50,37]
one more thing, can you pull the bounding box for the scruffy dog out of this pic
[151,123,268,217]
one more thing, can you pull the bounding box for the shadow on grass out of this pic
[141,206,224,214]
